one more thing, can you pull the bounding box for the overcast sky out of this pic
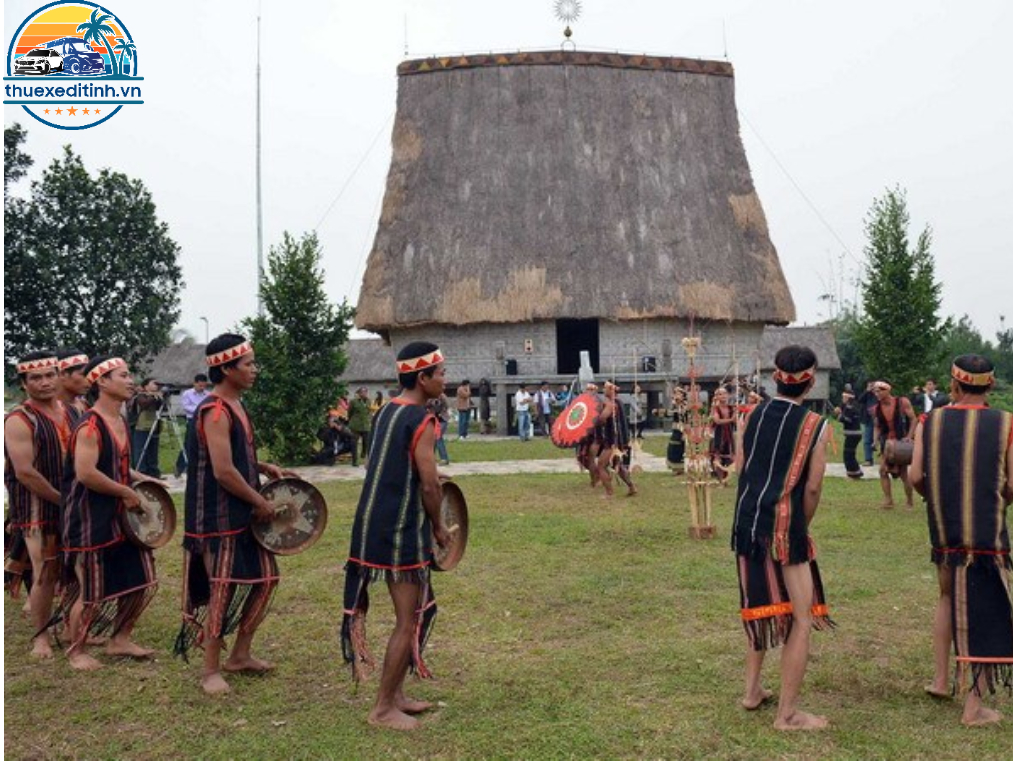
[5,0,1011,344]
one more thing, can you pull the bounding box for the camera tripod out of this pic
[136,397,188,476]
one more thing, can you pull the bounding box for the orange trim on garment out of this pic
[63,536,126,553]
[183,527,248,540]
[409,413,438,465]
[955,656,1013,663]
[347,557,431,572]
[936,547,1009,556]
[741,602,793,621]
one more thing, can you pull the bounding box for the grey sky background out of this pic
[5,0,1011,345]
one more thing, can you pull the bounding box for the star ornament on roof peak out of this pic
[554,0,582,25]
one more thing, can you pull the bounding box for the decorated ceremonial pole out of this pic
[681,335,718,540]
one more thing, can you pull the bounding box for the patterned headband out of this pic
[86,357,127,383]
[951,364,994,386]
[16,356,59,374]
[396,348,444,374]
[207,341,253,367]
[58,354,90,372]
[772,365,815,385]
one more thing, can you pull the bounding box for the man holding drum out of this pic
[59,355,162,670]
[175,333,292,694]
[342,341,451,731]
[872,381,917,509]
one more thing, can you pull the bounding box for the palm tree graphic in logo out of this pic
[114,37,137,76]
[76,9,117,76]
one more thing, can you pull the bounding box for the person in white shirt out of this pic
[514,384,533,441]
[174,373,210,477]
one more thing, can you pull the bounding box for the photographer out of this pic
[312,414,355,465]
[129,378,163,477]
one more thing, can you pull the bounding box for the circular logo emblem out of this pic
[5,2,141,130]
[566,401,588,429]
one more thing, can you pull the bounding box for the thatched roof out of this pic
[357,50,795,335]
[146,339,206,386]
[339,338,395,383]
[759,327,841,371]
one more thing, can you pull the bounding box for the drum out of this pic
[433,481,469,571]
[885,439,914,467]
[122,482,177,549]
[252,478,328,556]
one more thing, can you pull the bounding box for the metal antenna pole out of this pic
[256,8,264,315]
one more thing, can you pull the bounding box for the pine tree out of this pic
[242,232,355,464]
[855,187,948,392]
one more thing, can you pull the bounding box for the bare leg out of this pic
[368,581,422,731]
[742,647,772,709]
[773,563,828,731]
[199,549,230,694]
[962,672,1003,726]
[596,450,615,497]
[224,626,274,673]
[925,566,952,699]
[900,468,914,507]
[25,534,56,659]
[879,465,894,508]
[67,560,102,671]
[106,591,155,658]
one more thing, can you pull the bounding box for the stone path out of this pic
[160,450,875,494]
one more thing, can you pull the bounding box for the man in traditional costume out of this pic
[710,386,736,484]
[910,354,1013,727]
[835,385,864,479]
[4,352,68,658]
[731,345,833,731]
[55,347,91,424]
[342,341,451,731]
[174,334,291,694]
[594,381,637,497]
[872,380,917,508]
[59,356,160,670]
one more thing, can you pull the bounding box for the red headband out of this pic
[951,364,994,387]
[396,348,444,374]
[58,354,90,372]
[207,341,253,367]
[772,366,815,385]
[86,357,127,383]
[16,356,58,374]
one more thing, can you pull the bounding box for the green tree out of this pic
[76,8,119,76]
[826,306,867,400]
[995,316,1013,384]
[855,187,949,392]
[4,146,182,377]
[4,123,32,195]
[113,37,136,75]
[242,232,355,464]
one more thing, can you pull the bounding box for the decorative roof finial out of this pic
[554,0,582,48]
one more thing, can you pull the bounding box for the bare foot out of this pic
[223,655,274,674]
[368,707,419,731]
[30,636,54,660]
[881,501,894,510]
[106,640,155,659]
[68,649,103,671]
[626,487,638,497]
[962,706,1002,727]
[742,688,774,710]
[774,710,829,731]
[397,696,434,714]
[924,684,951,700]
[201,671,231,695]
[86,635,108,646]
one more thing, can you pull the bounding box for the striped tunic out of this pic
[184,395,261,540]
[346,398,438,574]
[4,401,69,534]
[732,398,827,564]
[922,405,1012,566]
[62,411,131,552]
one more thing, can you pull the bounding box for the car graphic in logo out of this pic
[13,48,64,75]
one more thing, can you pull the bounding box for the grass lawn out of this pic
[5,473,1011,759]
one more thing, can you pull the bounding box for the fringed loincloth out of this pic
[174,531,279,659]
[736,552,834,651]
[341,560,437,682]
[950,556,1013,696]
